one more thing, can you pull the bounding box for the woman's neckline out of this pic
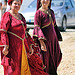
[41,6,48,11]
[8,11,22,20]
[39,7,51,16]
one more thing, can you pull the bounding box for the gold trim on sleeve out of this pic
[35,25,40,27]
[33,35,38,37]
[38,37,46,40]
[0,45,9,47]
[0,29,7,32]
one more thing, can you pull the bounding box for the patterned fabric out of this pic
[0,11,30,75]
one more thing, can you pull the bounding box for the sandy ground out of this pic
[57,29,75,75]
[0,29,75,75]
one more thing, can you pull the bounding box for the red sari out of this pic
[0,11,31,75]
[33,9,62,75]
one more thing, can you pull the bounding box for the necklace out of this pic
[9,11,22,20]
[39,7,53,25]
[13,13,22,20]
[40,7,51,17]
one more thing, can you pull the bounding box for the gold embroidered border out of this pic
[0,45,9,47]
[34,22,51,29]
[33,35,38,37]
[35,25,40,27]
[0,29,7,32]
[39,7,49,15]
[34,45,38,47]
[42,22,51,29]
[38,37,46,40]
[39,7,56,28]
[29,44,34,47]
[7,31,25,40]
[9,11,22,20]
[0,22,25,40]
[34,43,38,47]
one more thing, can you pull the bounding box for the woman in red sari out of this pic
[0,0,31,75]
[0,0,49,75]
[33,0,62,75]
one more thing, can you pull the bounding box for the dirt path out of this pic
[0,29,75,75]
[57,29,75,75]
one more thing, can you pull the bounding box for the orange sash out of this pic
[21,40,31,75]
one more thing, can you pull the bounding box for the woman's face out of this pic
[41,0,50,8]
[10,0,21,12]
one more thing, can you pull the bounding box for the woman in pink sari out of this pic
[33,0,62,75]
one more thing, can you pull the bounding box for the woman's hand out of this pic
[39,39,47,52]
[2,46,9,56]
[29,45,34,56]
[27,45,34,58]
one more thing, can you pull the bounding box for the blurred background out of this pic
[0,0,75,75]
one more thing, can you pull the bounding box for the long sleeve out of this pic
[0,12,10,48]
[33,10,46,40]
[51,9,62,41]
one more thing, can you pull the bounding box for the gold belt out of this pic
[7,31,25,40]
[0,29,25,40]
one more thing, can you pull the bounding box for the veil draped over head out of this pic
[37,0,52,10]
[8,0,23,5]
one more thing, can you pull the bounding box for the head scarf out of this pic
[37,0,52,10]
[8,0,23,5]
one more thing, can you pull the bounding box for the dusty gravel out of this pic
[57,29,75,75]
[0,29,75,75]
